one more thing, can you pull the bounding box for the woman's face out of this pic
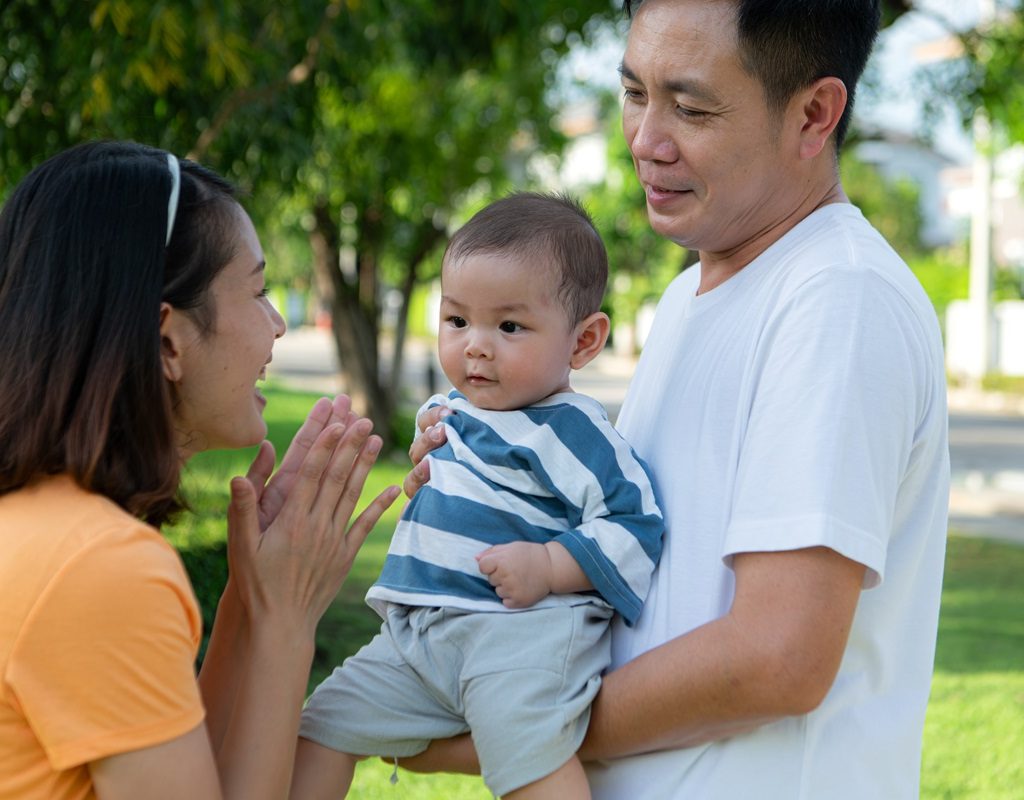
[167,204,286,457]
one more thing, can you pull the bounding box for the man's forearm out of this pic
[580,547,865,760]
[579,615,780,760]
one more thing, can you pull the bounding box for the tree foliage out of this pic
[906,4,1024,147]
[1,0,618,444]
[840,152,925,259]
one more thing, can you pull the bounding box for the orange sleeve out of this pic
[7,526,205,769]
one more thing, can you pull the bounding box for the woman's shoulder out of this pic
[1,475,191,608]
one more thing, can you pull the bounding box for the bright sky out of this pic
[864,0,993,162]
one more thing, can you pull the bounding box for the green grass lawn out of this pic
[165,385,1024,799]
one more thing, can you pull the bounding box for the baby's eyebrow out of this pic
[441,296,532,315]
[491,303,530,314]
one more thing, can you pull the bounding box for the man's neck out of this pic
[695,181,848,296]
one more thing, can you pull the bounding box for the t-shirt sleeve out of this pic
[7,526,205,769]
[724,268,928,587]
[546,409,664,625]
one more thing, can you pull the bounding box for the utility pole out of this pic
[968,104,994,380]
[916,0,999,381]
[966,0,997,381]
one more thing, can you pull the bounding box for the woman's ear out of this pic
[570,311,611,370]
[159,302,189,383]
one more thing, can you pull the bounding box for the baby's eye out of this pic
[499,321,522,333]
[448,316,467,328]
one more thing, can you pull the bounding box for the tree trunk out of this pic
[309,200,395,446]
[389,220,446,406]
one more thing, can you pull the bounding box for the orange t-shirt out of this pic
[0,476,204,800]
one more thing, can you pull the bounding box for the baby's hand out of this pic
[475,542,553,608]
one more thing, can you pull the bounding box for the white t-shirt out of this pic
[588,203,949,800]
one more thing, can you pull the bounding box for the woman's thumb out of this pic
[228,476,259,549]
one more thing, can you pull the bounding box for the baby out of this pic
[296,192,664,799]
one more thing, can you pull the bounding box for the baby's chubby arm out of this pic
[475,541,593,608]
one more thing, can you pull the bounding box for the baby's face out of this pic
[438,253,577,410]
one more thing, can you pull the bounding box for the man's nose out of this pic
[626,105,680,164]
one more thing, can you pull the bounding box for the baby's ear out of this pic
[570,312,611,370]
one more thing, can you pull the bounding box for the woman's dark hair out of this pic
[623,0,881,150]
[444,192,608,326]
[0,140,241,526]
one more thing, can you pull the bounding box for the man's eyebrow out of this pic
[619,61,723,106]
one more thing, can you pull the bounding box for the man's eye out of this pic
[677,105,709,120]
[499,321,522,333]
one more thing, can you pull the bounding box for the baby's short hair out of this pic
[444,192,608,325]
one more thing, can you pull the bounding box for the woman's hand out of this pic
[226,410,400,634]
[402,404,452,498]
[244,395,357,532]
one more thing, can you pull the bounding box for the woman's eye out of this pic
[499,321,522,333]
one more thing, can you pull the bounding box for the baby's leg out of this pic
[502,755,590,800]
[290,738,359,799]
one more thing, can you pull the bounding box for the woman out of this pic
[0,140,400,799]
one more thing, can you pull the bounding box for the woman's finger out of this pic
[335,484,401,571]
[328,432,384,534]
[259,396,350,520]
[282,422,347,519]
[225,476,262,605]
[245,440,276,500]
[307,418,373,530]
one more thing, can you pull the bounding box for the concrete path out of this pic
[269,327,1024,546]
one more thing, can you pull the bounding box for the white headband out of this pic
[165,153,181,246]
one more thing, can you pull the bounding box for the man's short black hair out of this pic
[623,0,881,149]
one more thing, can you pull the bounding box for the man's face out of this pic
[620,0,793,257]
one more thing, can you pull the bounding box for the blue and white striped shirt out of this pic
[367,391,663,626]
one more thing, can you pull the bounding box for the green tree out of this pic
[1,0,617,444]
[840,152,925,259]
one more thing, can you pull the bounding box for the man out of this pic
[407,2,949,797]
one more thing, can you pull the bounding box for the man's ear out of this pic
[570,311,611,370]
[795,76,847,160]
[159,301,190,383]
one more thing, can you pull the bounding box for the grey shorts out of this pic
[300,602,612,796]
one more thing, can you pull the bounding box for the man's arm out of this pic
[397,544,865,774]
[580,546,865,759]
